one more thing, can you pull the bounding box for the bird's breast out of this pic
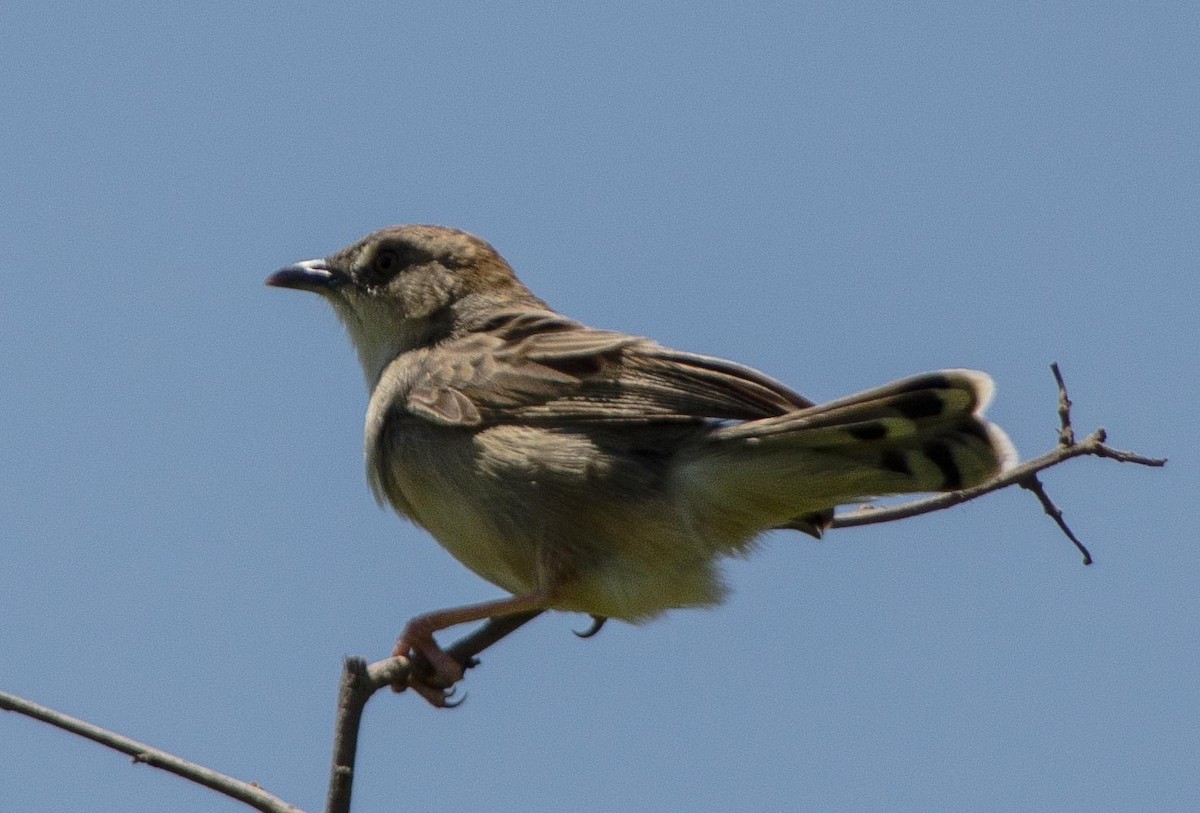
[369,418,732,620]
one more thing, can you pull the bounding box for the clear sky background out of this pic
[1,3,1195,812]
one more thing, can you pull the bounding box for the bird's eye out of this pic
[374,249,398,274]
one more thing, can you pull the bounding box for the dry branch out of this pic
[0,691,300,813]
[831,364,1165,566]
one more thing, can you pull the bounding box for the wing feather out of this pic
[392,311,811,427]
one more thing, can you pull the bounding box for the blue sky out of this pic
[1,3,1195,811]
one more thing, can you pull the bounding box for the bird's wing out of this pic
[389,311,812,428]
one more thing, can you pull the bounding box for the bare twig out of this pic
[444,609,545,668]
[1019,474,1092,564]
[833,364,1166,564]
[0,691,300,813]
[830,428,1161,529]
[326,659,371,813]
[1,612,547,813]
[325,610,542,813]
[1051,362,1075,446]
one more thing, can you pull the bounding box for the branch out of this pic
[0,691,300,813]
[325,610,542,813]
[832,363,1166,563]
[0,612,544,813]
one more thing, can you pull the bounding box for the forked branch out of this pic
[831,363,1165,565]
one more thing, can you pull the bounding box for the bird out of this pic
[267,224,1017,706]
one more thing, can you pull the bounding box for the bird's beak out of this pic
[265,259,346,292]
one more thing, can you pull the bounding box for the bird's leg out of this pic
[393,589,552,707]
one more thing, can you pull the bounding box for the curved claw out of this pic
[390,667,467,708]
[573,614,608,639]
[406,679,466,708]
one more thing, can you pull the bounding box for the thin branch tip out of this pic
[833,362,1162,566]
[1019,475,1093,565]
[1050,362,1075,446]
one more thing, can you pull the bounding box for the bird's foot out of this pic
[392,618,467,708]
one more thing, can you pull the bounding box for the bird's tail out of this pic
[676,370,1017,541]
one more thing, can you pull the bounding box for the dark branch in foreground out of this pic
[0,363,1165,812]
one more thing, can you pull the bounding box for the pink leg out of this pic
[393,590,552,707]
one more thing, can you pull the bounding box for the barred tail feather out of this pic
[677,370,1017,543]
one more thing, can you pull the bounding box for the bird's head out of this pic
[268,225,543,385]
